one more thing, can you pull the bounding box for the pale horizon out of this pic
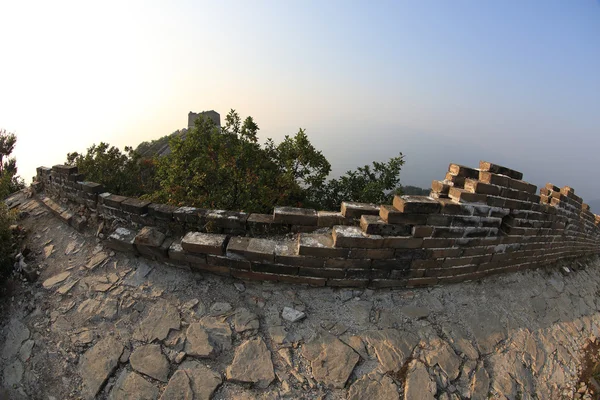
[2,1,599,202]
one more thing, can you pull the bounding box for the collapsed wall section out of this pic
[32,161,600,288]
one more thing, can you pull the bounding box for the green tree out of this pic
[66,143,156,197]
[316,153,405,210]
[151,110,282,212]
[0,129,21,278]
[0,129,25,198]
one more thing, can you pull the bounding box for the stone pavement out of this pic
[2,195,600,399]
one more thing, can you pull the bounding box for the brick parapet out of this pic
[33,161,600,288]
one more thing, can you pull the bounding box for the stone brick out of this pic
[101,194,127,208]
[207,254,251,270]
[148,204,177,220]
[464,179,501,196]
[231,269,279,282]
[445,173,466,188]
[431,180,452,195]
[298,267,345,279]
[174,207,203,224]
[422,238,456,248]
[332,226,383,249]
[379,205,429,225]
[81,181,104,194]
[382,237,423,248]
[251,262,298,275]
[371,258,411,270]
[437,199,473,215]
[426,214,453,226]
[227,237,276,262]
[508,178,537,194]
[181,232,228,255]
[360,215,412,236]
[298,233,349,258]
[106,227,138,253]
[317,211,346,227]
[449,187,487,204]
[274,242,324,268]
[52,164,78,175]
[412,226,434,238]
[205,210,249,230]
[273,207,317,225]
[479,161,523,180]
[448,164,479,179]
[406,277,438,287]
[348,248,395,259]
[325,258,371,269]
[393,195,441,214]
[340,201,380,219]
[369,279,408,288]
[121,198,151,215]
[431,227,465,238]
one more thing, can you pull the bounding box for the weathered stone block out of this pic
[448,164,479,178]
[393,195,441,214]
[148,204,177,221]
[106,227,138,253]
[181,232,228,255]
[227,237,277,262]
[173,207,203,224]
[52,164,78,175]
[379,205,428,225]
[205,209,249,230]
[121,198,151,215]
[317,211,347,227]
[274,242,325,268]
[431,180,452,195]
[464,179,501,196]
[340,202,380,219]
[479,161,523,180]
[81,182,104,194]
[332,226,383,249]
[298,233,349,258]
[273,207,317,225]
[360,215,412,236]
[449,188,487,204]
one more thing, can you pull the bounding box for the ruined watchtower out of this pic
[188,110,221,129]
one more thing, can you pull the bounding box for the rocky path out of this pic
[2,194,600,399]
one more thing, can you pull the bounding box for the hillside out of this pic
[135,129,187,158]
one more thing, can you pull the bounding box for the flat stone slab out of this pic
[107,227,137,253]
[404,360,436,400]
[130,344,170,382]
[80,336,124,400]
[282,307,306,323]
[110,370,158,400]
[133,301,181,343]
[347,370,399,400]
[181,232,228,255]
[301,333,359,389]
[226,337,275,388]
[178,360,222,400]
[42,271,71,289]
[160,370,193,400]
[361,329,419,374]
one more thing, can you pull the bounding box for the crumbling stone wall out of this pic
[32,160,600,288]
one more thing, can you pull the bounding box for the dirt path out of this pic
[1,193,600,399]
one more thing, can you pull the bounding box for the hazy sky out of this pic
[2,1,599,201]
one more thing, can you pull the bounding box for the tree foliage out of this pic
[315,154,405,210]
[65,110,406,213]
[66,143,157,197]
[0,129,25,198]
[0,129,21,278]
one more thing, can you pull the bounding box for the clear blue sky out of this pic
[1,1,599,201]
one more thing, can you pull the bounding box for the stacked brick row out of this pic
[33,161,600,289]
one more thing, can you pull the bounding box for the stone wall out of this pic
[32,160,600,288]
